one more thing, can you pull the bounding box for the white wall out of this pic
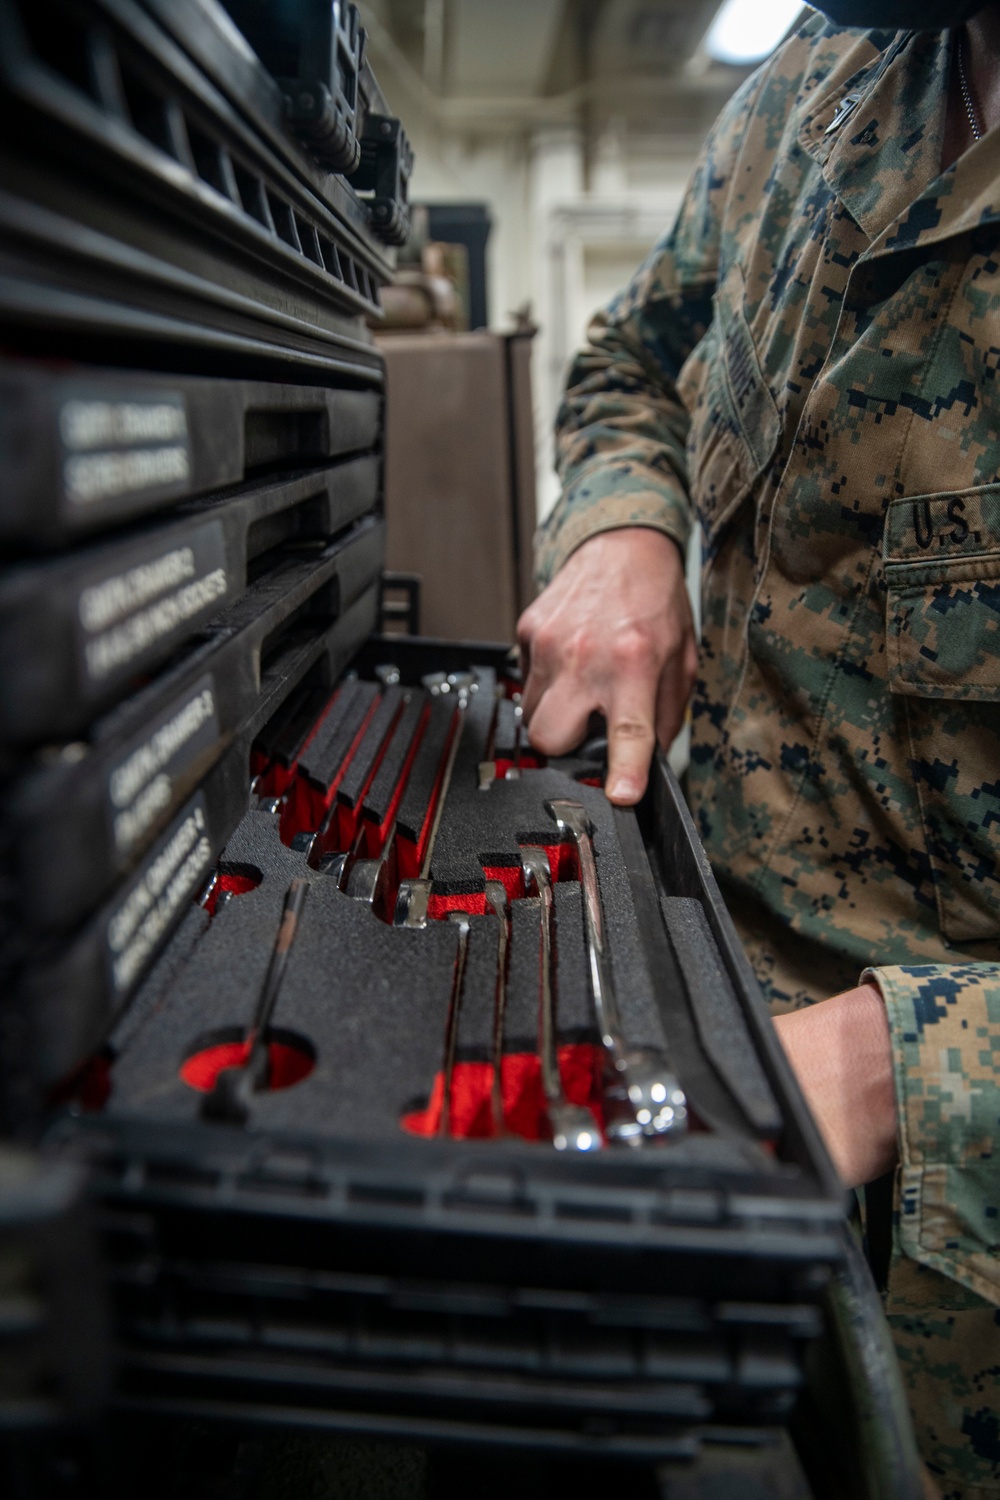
[408,122,697,523]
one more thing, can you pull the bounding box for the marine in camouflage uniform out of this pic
[537,16,1000,1499]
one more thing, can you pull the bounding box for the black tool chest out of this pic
[0,5,921,1498]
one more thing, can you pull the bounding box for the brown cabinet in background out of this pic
[379,330,538,642]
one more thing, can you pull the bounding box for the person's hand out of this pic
[772,985,898,1188]
[517,528,697,804]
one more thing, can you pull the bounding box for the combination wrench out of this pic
[521,846,602,1153]
[545,799,687,1144]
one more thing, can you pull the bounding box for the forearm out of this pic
[772,984,897,1189]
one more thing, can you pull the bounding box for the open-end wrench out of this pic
[439,910,472,1138]
[545,799,687,1144]
[484,878,510,1136]
[395,672,476,928]
[521,847,602,1153]
[201,877,310,1124]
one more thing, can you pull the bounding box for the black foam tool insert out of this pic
[298,678,378,790]
[107,808,461,1139]
[429,767,587,889]
[552,884,597,1044]
[362,691,427,827]
[108,904,212,1058]
[609,806,776,1140]
[494,697,519,759]
[453,915,501,1063]
[504,898,541,1054]
[395,697,453,846]
[254,681,335,768]
[428,772,668,1053]
[448,668,497,782]
[337,684,403,810]
[660,897,780,1137]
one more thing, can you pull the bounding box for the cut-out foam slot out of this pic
[180,1026,316,1093]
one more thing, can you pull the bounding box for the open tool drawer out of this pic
[49,634,847,1466]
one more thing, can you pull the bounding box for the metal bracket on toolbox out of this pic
[348,113,413,247]
[220,0,366,172]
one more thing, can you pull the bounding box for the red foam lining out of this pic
[525,840,579,883]
[363,703,431,858]
[424,845,576,921]
[180,1036,315,1092]
[427,890,488,919]
[280,693,382,847]
[251,687,339,799]
[481,863,524,903]
[393,712,460,886]
[401,1042,605,1141]
[202,865,261,915]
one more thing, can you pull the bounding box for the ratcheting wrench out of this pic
[545,799,687,1144]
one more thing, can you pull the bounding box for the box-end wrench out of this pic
[545,799,687,1144]
[521,847,602,1153]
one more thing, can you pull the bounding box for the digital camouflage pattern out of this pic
[538,16,1000,1497]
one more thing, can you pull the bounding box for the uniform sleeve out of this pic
[863,963,1000,1307]
[534,67,769,587]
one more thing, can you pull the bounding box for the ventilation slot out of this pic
[320,238,343,281]
[18,1,99,101]
[187,121,238,202]
[119,65,174,156]
[268,193,302,252]
[233,162,274,229]
[298,219,324,267]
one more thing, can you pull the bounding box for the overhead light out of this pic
[705,0,808,65]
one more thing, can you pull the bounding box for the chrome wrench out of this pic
[521,847,602,1153]
[545,799,687,1143]
[484,878,510,1136]
[439,910,472,1137]
[395,672,477,928]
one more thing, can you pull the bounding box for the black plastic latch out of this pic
[280,3,365,173]
[348,115,413,247]
[222,0,366,173]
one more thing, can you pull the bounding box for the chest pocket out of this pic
[678,261,781,554]
[884,486,1000,943]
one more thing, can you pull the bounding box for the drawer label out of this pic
[77,521,229,683]
[106,675,220,857]
[59,393,191,507]
[106,793,213,998]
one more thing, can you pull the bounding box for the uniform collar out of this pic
[798,27,1000,254]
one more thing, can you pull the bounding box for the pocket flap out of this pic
[885,486,1000,700]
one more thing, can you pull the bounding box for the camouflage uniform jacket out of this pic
[538,17,1000,1496]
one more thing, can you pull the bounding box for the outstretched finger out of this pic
[605,679,657,805]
